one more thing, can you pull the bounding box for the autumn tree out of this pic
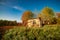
[21,11,34,26]
[38,7,55,24]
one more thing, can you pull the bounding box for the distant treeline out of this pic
[0,20,22,26]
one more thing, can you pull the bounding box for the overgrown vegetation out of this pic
[0,7,60,40]
[3,25,60,40]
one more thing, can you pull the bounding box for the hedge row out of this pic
[0,20,17,26]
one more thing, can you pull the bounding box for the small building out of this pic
[27,17,42,27]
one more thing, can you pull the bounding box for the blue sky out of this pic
[0,0,60,22]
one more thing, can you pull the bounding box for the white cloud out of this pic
[13,6,25,11]
[0,2,25,11]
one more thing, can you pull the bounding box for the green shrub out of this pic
[3,25,60,40]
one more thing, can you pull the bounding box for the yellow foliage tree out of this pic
[38,7,55,24]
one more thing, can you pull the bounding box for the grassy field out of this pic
[1,25,60,40]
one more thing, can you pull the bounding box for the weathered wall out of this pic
[27,18,42,27]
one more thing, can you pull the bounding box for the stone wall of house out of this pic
[27,19,33,27]
[27,18,42,27]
